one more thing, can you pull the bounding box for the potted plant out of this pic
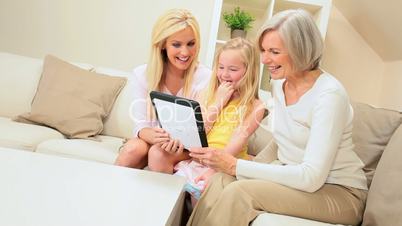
[223,7,255,38]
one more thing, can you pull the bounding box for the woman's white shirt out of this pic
[236,72,368,192]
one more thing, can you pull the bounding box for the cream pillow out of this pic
[15,55,126,139]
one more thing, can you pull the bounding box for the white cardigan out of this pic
[237,72,368,192]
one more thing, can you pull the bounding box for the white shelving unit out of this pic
[206,0,332,106]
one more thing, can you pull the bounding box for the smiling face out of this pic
[260,30,293,80]
[164,26,197,73]
[217,49,246,89]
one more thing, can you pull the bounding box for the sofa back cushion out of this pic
[351,102,402,187]
[15,55,126,139]
[362,124,402,226]
[0,52,43,118]
[248,116,274,155]
[95,67,134,138]
[0,52,95,118]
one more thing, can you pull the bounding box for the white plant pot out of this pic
[231,29,246,38]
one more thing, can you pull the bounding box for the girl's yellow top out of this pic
[207,99,248,159]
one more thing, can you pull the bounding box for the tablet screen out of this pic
[150,91,208,149]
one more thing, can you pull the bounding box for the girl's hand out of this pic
[194,168,216,191]
[214,82,234,109]
[160,139,184,155]
[189,147,237,176]
[138,127,170,145]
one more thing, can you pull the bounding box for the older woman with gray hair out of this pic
[187,9,368,226]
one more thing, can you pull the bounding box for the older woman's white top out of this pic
[130,64,211,137]
[236,72,368,192]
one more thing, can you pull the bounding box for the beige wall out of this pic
[321,6,385,107]
[379,61,402,111]
[0,0,216,71]
[1,1,401,110]
[322,6,402,111]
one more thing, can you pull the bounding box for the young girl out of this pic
[114,9,211,169]
[149,37,265,197]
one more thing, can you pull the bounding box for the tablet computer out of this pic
[150,91,208,149]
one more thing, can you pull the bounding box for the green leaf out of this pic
[222,7,255,31]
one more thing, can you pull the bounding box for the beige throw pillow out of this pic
[351,102,402,187]
[15,55,126,139]
[362,124,402,226]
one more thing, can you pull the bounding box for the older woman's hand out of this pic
[189,147,237,176]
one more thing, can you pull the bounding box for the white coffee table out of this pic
[0,147,186,226]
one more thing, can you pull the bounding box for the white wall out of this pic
[321,6,385,107]
[0,0,216,71]
[1,1,401,111]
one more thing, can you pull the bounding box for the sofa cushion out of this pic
[0,52,43,118]
[351,102,402,187]
[95,67,134,139]
[15,55,126,139]
[248,116,274,156]
[0,116,64,151]
[0,52,95,118]
[362,124,402,226]
[36,135,123,164]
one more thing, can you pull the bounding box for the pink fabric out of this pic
[174,160,208,190]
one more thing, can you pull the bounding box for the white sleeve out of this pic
[236,91,350,192]
[131,67,153,137]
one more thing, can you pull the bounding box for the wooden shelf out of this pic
[206,0,332,105]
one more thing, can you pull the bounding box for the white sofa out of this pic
[1,52,401,226]
[0,52,134,163]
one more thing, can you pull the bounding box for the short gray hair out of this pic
[257,9,323,71]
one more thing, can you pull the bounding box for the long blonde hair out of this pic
[145,9,201,120]
[203,37,260,122]
[146,8,200,96]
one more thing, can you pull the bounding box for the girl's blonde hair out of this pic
[203,37,260,122]
[146,8,201,120]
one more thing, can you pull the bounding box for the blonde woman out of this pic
[115,9,211,168]
[188,9,367,226]
[153,38,265,197]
